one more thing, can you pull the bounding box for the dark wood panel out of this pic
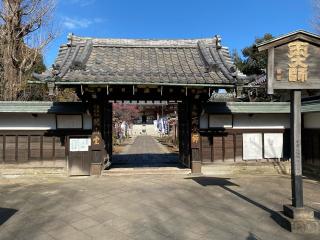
[305,134,313,165]
[17,136,28,162]
[313,134,320,167]
[302,130,320,168]
[201,148,212,163]
[30,136,41,159]
[213,136,223,162]
[201,137,211,147]
[69,151,90,176]
[201,136,212,163]
[43,136,54,160]
[55,137,66,159]
[235,134,243,162]
[5,136,16,162]
[224,135,234,162]
[0,134,67,166]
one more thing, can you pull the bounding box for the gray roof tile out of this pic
[34,35,241,86]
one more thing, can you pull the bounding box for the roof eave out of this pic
[52,81,236,88]
[257,30,320,51]
[0,101,86,114]
[205,100,320,114]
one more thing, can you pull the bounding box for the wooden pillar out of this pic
[191,131,201,173]
[178,98,202,173]
[290,90,303,208]
[102,102,113,162]
[178,100,191,168]
[89,99,105,175]
[191,98,202,173]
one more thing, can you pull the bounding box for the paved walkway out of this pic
[0,175,319,240]
[112,136,181,168]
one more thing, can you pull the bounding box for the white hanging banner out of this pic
[264,133,283,159]
[243,133,263,160]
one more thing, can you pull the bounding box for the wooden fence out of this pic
[0,131,66,167]
[200,129,290,163]
[302,129,320,171]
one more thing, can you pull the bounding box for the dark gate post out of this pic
[190,99,202,174]
[178,98,202,173]
[178,100,191,168]
[103,102,113,166]
[89,99,105,175]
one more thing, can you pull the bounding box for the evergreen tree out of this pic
[233,33,273,75]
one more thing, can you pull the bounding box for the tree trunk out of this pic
[2,48,19,100]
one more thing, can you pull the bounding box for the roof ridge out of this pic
[69,34,215,41]
[68,33,216,47]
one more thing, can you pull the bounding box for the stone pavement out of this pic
[0,174,320,240]
[112,136,182,168]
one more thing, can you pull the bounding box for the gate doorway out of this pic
[109,101,185,172]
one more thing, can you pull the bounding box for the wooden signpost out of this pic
[258,30,320,233]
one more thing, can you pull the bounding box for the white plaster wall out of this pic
[132,124,159,136]
[233,114,290,129]
[209,114,232,128]
[0,113,56,130]
[57,115,82,129]
[304,112,320,129]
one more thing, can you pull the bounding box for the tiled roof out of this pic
[0,102,86,113]
[205,100,320,114]
[33,34,242,86]
[205,102,290,114]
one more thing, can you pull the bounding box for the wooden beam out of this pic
[267,48,274,94]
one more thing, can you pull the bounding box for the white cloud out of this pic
[68,0,95,7]
[62,17,104,30]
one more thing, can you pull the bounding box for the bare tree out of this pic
[0,0,56,100]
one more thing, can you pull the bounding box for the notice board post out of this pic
[258,30,320,233]
[290,90,303,208]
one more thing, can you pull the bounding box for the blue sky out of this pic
[45,0,315,66]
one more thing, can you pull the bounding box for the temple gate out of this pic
[33,34,241,175]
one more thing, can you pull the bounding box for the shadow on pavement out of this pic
[186,176,289,231]
[0,207,18,225]
[246,232,260,240]
[111,153,185,168]
[185,176,239,187]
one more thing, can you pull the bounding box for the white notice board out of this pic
[264,133,283,159]
[243,133,263,160]
[69,138,91,152]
